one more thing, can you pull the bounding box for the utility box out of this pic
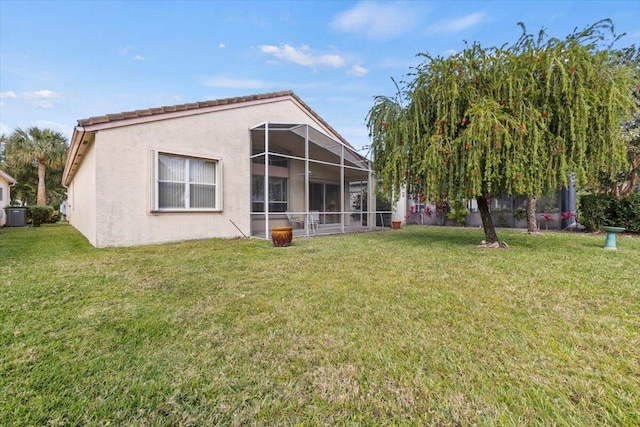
[5,207,27,227]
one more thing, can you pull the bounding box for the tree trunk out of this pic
[37,161,47,206]
[526,196,538,233]
[618,157,639,198]
[477,195,499,244]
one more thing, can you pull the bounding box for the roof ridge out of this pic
[75,90,352,148]
[77,90,295,127]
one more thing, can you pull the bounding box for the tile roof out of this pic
[64,91,365,186]
[79,91,297,126]
[76,90,351,147]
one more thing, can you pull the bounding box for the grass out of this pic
[1,224,639,426]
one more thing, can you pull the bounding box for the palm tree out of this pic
[6,127,68,205]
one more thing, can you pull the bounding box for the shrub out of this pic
[622,193,640,233]
[578,194,640,233]
[27,206,56,227]
[513,207,527,221]
[446,200,470,226]
[49,210,62,223]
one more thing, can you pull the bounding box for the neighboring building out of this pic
[0,169,17,227]
[62,91,375,248]
[396,190,575,230]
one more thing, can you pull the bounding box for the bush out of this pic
[513,207,527,221]
[27,206,57,227]
[622,193,640,233]
[578,194,640,233]
[49,210,61,223]
[578,195,614,231]
[446,200,470,226]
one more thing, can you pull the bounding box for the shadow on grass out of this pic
[372,226,615,252]
[373,225,485,248]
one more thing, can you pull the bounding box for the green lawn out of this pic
[1,224,639,426]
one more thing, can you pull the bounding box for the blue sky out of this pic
[1,0,638,153]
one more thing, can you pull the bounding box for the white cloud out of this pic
[33,90,62,99]
[331,1,421,40]
[120,45,135,55]
[120,45,149,60]
[219,43,226,48]
[428,12,486,33]
[347,64,369,77]
[23,90,63,102]
[260,44,345,69]
[0,91,17,99]
[2,90,64,109]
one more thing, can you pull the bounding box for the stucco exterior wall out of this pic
[68,140,97,245]
[0,177,11,227]
[82,97,333,247]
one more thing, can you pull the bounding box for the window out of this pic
[252,175,288,212]
[153,152,220,211]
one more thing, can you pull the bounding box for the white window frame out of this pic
[150,150,223,212]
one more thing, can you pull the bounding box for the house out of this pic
[62,91,375,248]
[0,169,17,227]
[396,190,575,230]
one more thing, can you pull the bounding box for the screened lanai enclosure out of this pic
[250,122,378,238]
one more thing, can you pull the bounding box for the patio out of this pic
[249,122,377,239]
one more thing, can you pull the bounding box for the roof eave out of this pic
[62,126,90,187]
[62,90,363,183]
[0,169,17,184]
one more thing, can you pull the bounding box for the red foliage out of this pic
[560,211,574,220]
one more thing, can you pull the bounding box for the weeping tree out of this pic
[614,86,640,197]
[594,43,640,198]
[368,19,637,246]
[5,127,68,206]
